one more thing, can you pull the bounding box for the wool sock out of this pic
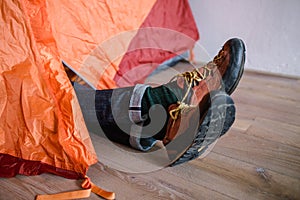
[141,81,184,140]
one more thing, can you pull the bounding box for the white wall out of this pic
[189,0,300,77]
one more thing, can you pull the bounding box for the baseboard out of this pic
[244,69,300,80]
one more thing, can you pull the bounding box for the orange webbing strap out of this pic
[36,189,91,200]
[82,177,115,200]
[36,177,115,200]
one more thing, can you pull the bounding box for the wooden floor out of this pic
[0,69,300,200]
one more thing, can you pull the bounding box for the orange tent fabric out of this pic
[0,0,97,178]
[0,0,199,179]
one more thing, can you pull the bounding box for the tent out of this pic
[0,0,199,199]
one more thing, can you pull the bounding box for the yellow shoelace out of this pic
[168,64,213,125]
[168,49,224,124]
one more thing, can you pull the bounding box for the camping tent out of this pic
[0,0,199,199]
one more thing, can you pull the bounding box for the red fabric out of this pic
[114,0,199,86]
[0,154,84,179]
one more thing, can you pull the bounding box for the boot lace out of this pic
[168,48,225,122]
[168,64,214,125]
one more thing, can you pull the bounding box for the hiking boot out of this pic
[162,38,245,145]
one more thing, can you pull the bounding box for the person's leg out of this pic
[74,82,236,166]
[73,38,245,165]
[94,38,245,145]
[94,84,179,151]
